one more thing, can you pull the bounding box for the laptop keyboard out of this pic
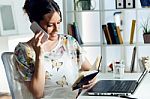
[109,81,135,92]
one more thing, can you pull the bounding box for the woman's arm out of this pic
[25,32,46,98]
[80,57,97,89]
[80,57,92,71]
[25,58,45,98]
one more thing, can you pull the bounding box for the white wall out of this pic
[12,0,64,35]
[12,0,31,35]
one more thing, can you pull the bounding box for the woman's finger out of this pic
[89,77,96,83]
[34,31,45,46]
[37,32,45,45]
[82,82,93,89]
[82,77,97,89]
[34,31,43,39]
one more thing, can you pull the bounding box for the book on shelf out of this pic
[116,26,123,44]
[72,56,102,90]
[68,24,74,36]
[73,22,83,45]
[130,46,136,73]
[107,22,120,44]
[68,22,83,45]
[130,20,136,44]
[102,25,112,44]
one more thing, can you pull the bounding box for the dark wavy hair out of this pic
[23,0,62,23]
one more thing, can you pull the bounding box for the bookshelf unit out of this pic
[63,0,150,73]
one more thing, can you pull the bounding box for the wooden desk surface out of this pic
[0,92,11,99]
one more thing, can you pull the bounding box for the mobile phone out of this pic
[30,21,48,43]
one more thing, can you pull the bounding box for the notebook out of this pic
[72,56,102,90]
[86,69,148,96]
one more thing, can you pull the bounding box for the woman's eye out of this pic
[47,24,53,27]
[57,22,61,25]
[47,22,61,27]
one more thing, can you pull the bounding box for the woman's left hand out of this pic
[82,77,96,90]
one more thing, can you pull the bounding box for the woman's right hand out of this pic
[32,31,47,59]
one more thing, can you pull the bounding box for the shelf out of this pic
[64,0,150,73]
[136,8,150,10]
[102,43,137,46]
[66,10,101,13]
[81,42,101,47]
[137,43,150,46]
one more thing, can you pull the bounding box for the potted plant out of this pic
[140,0,150,8]
[142,17,150,43]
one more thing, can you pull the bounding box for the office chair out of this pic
[1,52,23,99]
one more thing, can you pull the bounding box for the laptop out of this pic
[86,48,148,96]
[86,69,148,96]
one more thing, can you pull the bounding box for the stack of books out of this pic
[68,22,83,45]
[102,22,123,44]
[102,20,136,44]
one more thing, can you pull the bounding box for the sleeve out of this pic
[67,35,86,68]
[14,43,35,81]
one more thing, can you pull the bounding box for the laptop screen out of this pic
[137,69,148,84]
[97,56,102,72]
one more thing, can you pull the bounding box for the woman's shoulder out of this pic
[15,42,29,51]
[14,42,33,57]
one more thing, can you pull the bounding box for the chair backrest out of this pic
[1,52,23,99]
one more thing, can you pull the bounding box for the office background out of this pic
[0,0,150,94]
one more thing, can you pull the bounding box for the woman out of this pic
[14,0,95,98]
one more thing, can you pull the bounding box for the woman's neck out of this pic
[44,39,59,52]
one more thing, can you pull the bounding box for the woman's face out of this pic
[39,12,61,41]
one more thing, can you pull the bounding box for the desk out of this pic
[78,73,150,99]
[0,92,11,99]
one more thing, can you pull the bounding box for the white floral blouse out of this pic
[14,34,86,98]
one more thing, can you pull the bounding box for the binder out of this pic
[130,46,136,73]
[107,23,120,44]
[68,24,74,36]
[102,25,112,44]
[73,22,83,45]
[116,0,135,9]
[116,26,123,44]
[130,20,136,44]
[116,0,125,9]
[125,0,135,8]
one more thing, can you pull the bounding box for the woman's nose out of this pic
[54,24,59,32]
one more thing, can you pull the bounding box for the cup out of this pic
[113,61,125,79]
[76,0,96,10]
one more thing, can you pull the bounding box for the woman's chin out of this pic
[49,35,58,41]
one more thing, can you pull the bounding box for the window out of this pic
[0,5,17,36]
